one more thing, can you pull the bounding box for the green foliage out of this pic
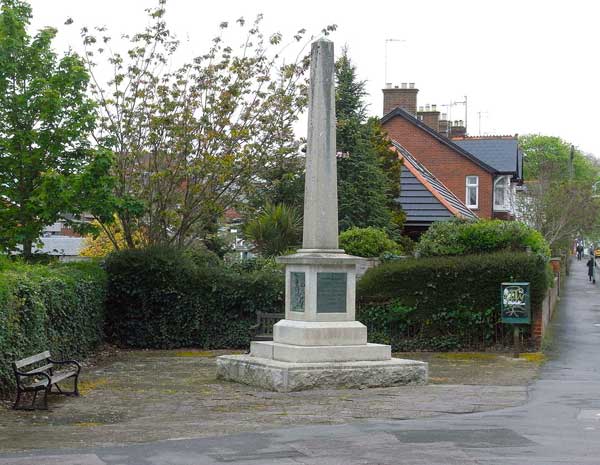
[103,247,284,349]
[518,134,600,249]
[359,303,498,351]
[335,49,403,233]
[339,227,403,257]
[0,1,115,258]
[0,260,106,394]
[357,252,551,350]
[244,203,302,257]
[521,134,599,183]
[80,4,329,249]
[416,219,551,258]
[183,246,222,268]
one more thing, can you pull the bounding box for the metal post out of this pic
[513,326,520,358]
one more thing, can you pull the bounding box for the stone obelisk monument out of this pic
[217,39,427,392]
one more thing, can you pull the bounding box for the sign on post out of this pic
[501,282,531,324]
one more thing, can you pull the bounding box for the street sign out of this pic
[501,282,531,324]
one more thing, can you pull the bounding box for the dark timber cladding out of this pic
[400,165,453,226]
[393,141,478,228]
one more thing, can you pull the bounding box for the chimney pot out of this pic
[441,113,447,120]
[409,82,415,89]
[385,82,392,89]
[432,104,437,111]
[401,82,408,89]
[418,106,424,112]
[425,104,430,111]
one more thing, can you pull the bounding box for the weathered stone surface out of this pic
[216,355,428,392]
[250,341,390,363]
[301,39,339,251]
[273,320,367,345]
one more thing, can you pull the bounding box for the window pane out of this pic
[495,186,505,206]
[468,186,477,206]
[467,176,478,185]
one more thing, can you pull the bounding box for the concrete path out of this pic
[2,259,600,464]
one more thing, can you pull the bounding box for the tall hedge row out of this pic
[103,247,284,349]
[357,252,552,350]
[0,260,106,394]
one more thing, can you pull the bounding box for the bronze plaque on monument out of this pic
[316,272,347,313]
[290,272,305,312]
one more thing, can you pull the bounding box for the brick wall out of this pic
[383,88,418,116]
[418,111,440,132]
[532,275,559,345]
[60,227,81,238]
[382,116,494,218]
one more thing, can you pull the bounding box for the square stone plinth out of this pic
[216,355,428,392]
[250,341,391,363]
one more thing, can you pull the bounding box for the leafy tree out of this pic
[80,2,334,249]
[335,49,403,232]
[80,217,147,257]
[0,0,114,258]
[521,134,598,183]
[244,203,301,256]
[518,135,600,250]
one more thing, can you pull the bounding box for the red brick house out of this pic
[380,85,522,223]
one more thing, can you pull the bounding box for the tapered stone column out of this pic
[301,39,341,253]
[216,39,427,391]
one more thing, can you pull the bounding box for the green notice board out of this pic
[501,282,531,324]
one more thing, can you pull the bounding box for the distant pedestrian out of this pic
[577,244,584,260]
[590,245,595,258]
[587,256,596,283]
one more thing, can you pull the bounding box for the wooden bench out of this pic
[12,351,81,410]
[249,311,284,342]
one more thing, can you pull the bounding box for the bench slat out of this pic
[28,370,77,389]
[24,363,54,375]
[14,351,51,369]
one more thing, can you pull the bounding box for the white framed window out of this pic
[466,176,479,209]
[494,175,511,211]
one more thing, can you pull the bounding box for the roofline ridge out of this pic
[381,107,498,174]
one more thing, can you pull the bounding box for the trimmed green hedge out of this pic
[103,247,284,349]
[0,260,106,395]
[416,219,551,258]
[339,227,403,257]
[357,252,551,350]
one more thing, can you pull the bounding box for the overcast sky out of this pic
[30,0,600,156]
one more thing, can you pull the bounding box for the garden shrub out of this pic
[416,219,551,258]
[103,247,285,349]
[339,227,403,257]
[357,252,551,350]
[0,260,106,395]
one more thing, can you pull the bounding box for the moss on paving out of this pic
[0,349,540,453]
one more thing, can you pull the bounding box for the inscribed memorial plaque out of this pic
[317,272,347,313]
[290,272,305,312]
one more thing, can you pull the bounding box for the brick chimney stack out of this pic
[438,113,450,137]
[449,120,467,138]
[417,104,440,132]
[382,82,418,116]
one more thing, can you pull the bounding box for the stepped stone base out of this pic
[216,355,428,392]
[251,341,391,363]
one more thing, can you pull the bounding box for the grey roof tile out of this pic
[453,138,521,177]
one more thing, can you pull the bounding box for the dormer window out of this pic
[466,176,479,208]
